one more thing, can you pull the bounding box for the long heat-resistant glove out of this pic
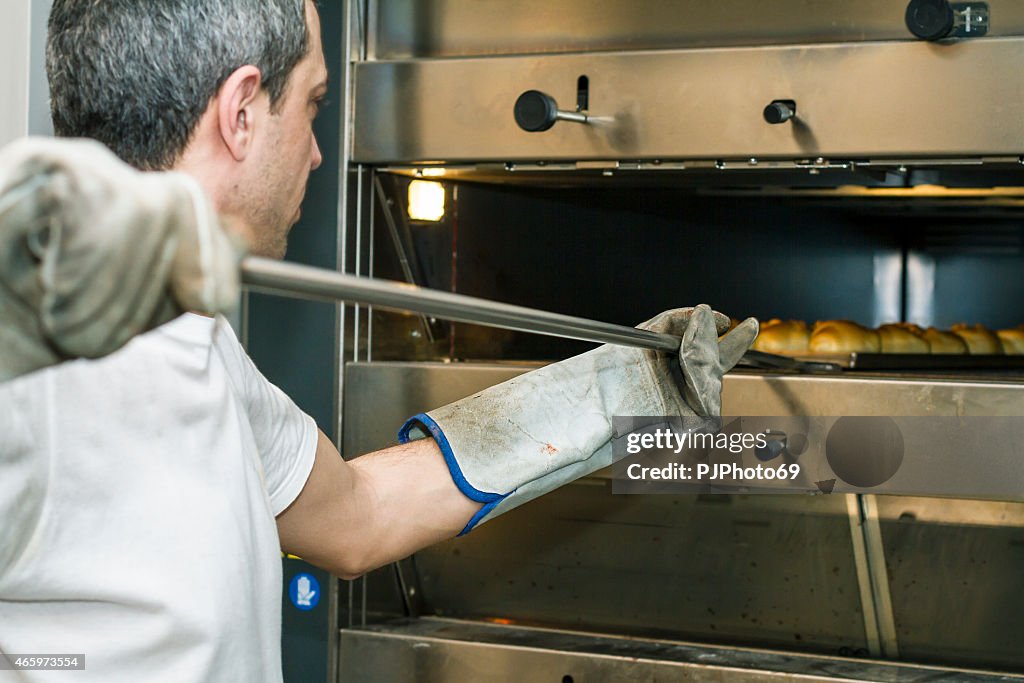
[399,305,759,534]
[0,137,245,382]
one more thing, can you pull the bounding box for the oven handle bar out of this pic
[242,257,680,352]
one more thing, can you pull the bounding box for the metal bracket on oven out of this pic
[372,174,445,343]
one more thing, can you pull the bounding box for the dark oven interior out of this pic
[366,174,1024,364]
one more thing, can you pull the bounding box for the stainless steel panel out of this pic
[723,374,1024,499]
[338,618,1024,682]
[353,39,1024,163]
[722,373,1024,417]
[344,363,1024,461]
[372,0,1024,59]
[342,362,532,457]
[344,361,1024,470]
[875,496,1024,672]
[414,483,867,655]
[379,165,1024,187]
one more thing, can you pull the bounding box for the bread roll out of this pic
[752,319,810,353]
[922,328,968,354]
[997,328,1024,355]
[951,323,1004,355]
[876,323,929,354]
[893,322,925,335]
[809,320,881,353]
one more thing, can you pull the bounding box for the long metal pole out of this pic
[241,256,681,353]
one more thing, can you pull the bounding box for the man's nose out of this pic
[310,134,323,171]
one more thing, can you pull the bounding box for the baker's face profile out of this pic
[244,0,327,258]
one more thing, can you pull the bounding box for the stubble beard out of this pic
[245,202,291,259]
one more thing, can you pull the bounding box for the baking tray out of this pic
[791,352,1024,371]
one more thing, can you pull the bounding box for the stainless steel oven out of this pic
[315,2,1024,680]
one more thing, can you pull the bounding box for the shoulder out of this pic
[206,315,285,409]
[151,312,219,346]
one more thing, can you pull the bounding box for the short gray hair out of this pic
[46,0,309,170]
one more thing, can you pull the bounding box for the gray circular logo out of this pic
[825,416,904,488]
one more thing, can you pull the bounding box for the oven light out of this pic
[408,179,445,221]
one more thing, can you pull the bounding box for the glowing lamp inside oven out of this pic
[407,179,446,222]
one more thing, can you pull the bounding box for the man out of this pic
[0,1,757,681]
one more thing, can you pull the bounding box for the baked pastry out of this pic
[921,328,968,354]
[892,325,925,337]
[951,323,1004,355]
[997,328,1024,355]
[752,319,809,353]
[877,323,929,354]
[809,320,881,353]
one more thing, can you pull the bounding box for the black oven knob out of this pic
[514,90,559,132]
[514,90,591,132]
[905,0,955,40]
[763,100,797,124]
[755,433,788,462]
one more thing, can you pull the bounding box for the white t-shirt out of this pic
[0,313,318,683]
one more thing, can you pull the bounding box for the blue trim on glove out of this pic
[398,413,509,535]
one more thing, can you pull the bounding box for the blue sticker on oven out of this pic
[289,572,320,611]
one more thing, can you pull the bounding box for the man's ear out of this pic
[216,66,263,162]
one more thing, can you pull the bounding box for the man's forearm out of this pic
[347,437,483,571]
[276,430,481,580]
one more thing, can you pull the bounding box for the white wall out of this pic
[0,0,32,146]
[29,0,53,136]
